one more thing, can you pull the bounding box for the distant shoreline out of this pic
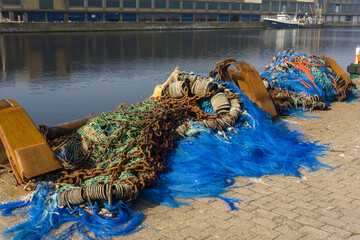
[1,21,360,33]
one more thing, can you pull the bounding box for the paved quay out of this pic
[0,100,360,240]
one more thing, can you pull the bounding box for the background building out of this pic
[0,0,359,23]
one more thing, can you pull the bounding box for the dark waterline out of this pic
[0,28,358,126]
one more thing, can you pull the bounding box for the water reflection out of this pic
[0,29,358,125]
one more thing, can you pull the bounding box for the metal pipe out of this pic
[45,116,91,140]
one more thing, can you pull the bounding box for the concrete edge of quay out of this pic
[0,21,360,33]
[0,21,264,33]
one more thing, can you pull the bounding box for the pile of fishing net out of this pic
[0,56,337,239]
[261,50,360,114]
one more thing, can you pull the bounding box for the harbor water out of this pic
[0,28,359,126]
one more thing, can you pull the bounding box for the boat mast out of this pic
[313,0,320,24]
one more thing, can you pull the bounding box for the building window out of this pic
[340,4,345,12]
[289,2,296,11]
[124,0,136,8]
[69,0,84,7]
[183,1,194,9]
[208,2,218,10]
[252,4,260,11]
[230,14,240,21]
[169,1,180,9]
[182,14,193,21]
[335,4,340,12]
[231,3,240,11]
[48,12,65,22]
[262,1,270,11]
[105,13,120,21]
[242,3,250,11]
[68,12,85,21]
[3,0,21,4]
[87,12,103,21]
[280,2,287,11]
[139,13,152,21]
[195,13,206,21]
[219,14,228,21]
[305,3,311,12]
[196,2,206,9]
[27,12,46,22]
[298,2,304,11]
[154,13,167,21]
[327,4,334,12]
[207,13,217,21]
[271,1,279,11]
[220,3,229,10]
[354,4,359,12]
[155,0,166,8]
[39,0,53,9]
[251,14,260,21]
[241,14,250,21]
[106,0,120,7]
[88,0,103,7]
[122,13,136,21]
[139,0,151,8]
[168,13,180,21]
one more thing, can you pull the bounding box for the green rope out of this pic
[55,98,161,191]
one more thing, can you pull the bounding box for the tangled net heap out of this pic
[261,50,358,113]
[50,70,242,208]
[0,58,336,240]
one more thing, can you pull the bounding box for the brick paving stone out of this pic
[329,193,354,203]
[323,186,350,196]
[249,192,269,200]
[345,224,360,235]
[274,225,305,239]
[350,199,360,206]
[323,235,348,240]
[338,214,360,225]
[204,217,235,230]
[121,228,164,240]
[272,201,297,211]
[291,200,319,211]
[251,201,277,212]
[202,208,233,221]
[317,215,347,229]
[181,226,214,239]
[293,207,322,219]
[208,198,234,210]
[156,227,190,239]
[226,217,256,230]
[266,186,290,195]
[252,217,277,230]
[272,207,299,220]
[231,208,254,220]
[251,224,280,239]
[321,225,352,238]
[255,208,278,220]
[295,216,324,228]
[204,226,241,239]
[269,193,296,204]
[227,224,258,239]
[349,235,360,240]
[309,199,336,209]
[275,234,299,240]
[299,226,331,239]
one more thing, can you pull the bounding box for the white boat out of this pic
[263,10,299,29]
